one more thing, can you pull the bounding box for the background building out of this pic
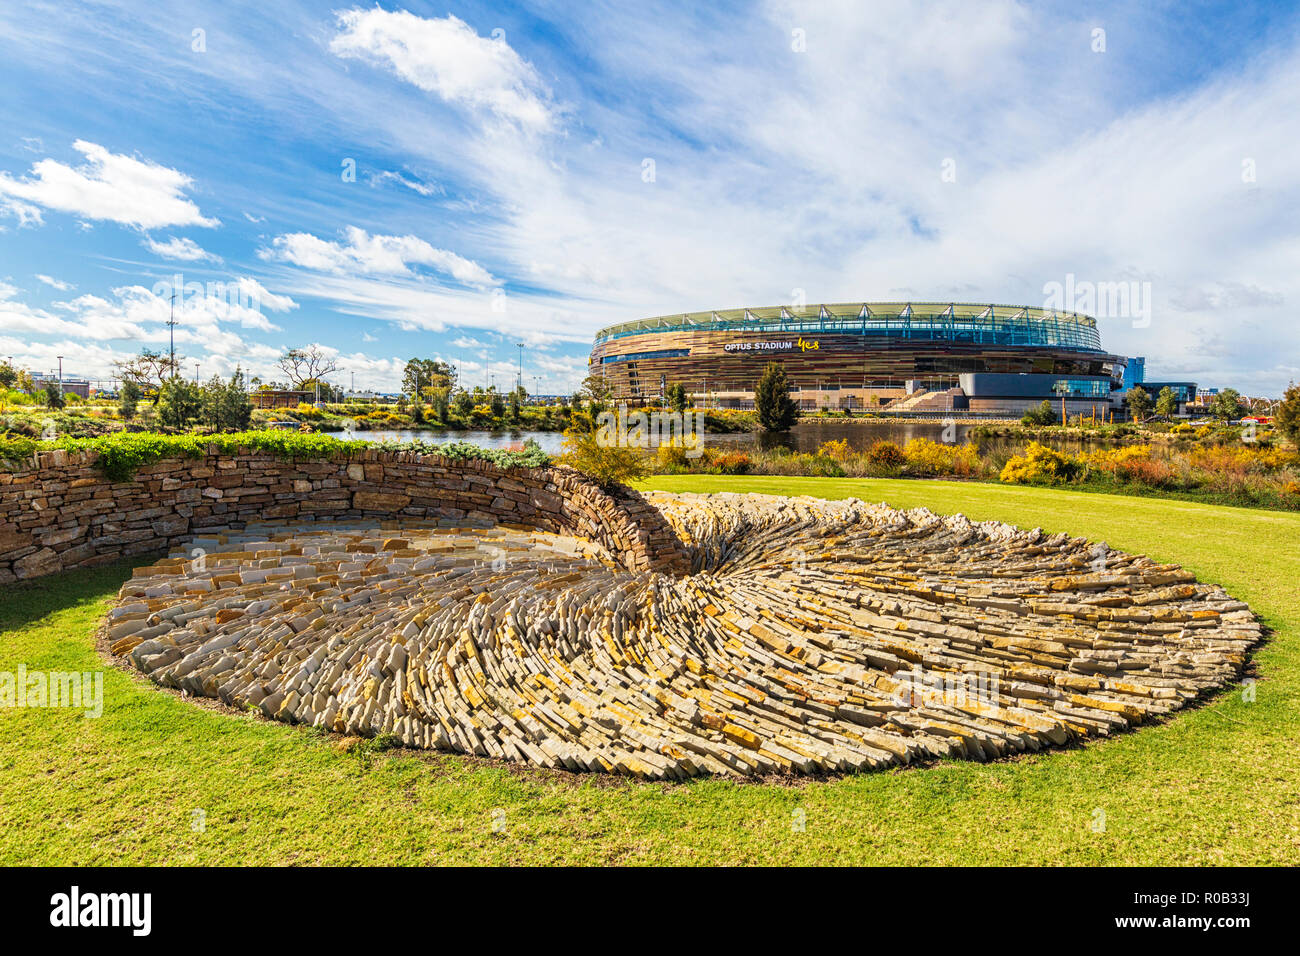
[589,302,1129,417]
[29,372,91,399]
[250,389,315,409]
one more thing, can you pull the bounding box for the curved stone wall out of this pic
[0,447,689,583]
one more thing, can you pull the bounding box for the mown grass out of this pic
[1,476,1297,865]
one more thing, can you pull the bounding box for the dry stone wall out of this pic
[0,447,689,584]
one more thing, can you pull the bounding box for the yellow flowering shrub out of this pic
[817,438,850,461]
[903,438,981,476]
[1000,441,1081,484]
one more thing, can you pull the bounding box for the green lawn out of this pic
[2,476,1297,865]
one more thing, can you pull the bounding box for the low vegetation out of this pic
[555,427,650,489]
[0,431,550,481]
[653,431,1300,511]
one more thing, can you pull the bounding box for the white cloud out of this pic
[330,9,555,133]
[1,196,44,226]
[243,211,266,224]
[0,274,297,348]
[0,140,218,230]
[142,235,222,263]
[369,169,441,196]
[35,274,73,291]
[0,281,67,335]
[260,226,497,288]
[231,276,298,317]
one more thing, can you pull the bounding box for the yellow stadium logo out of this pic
[797,337,820,351]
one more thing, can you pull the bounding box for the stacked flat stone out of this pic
[106,492,1261,779]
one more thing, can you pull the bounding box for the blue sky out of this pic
[1,0,1298,394]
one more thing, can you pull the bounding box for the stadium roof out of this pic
[593,302,1105,351]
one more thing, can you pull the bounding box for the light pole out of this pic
[194,363,200,383]
[57,355,63,399]
[516,342,524,395]
[168,292,177,378]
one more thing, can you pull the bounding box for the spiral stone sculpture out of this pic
[106,492,1261,779]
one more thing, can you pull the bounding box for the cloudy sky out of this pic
[1,0,1297,394]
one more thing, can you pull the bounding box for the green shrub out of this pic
[1021,400,1055,426]
[158,378,203,429]
[118,381,140,419]
[0,434,39,462]
[371,438,549,470]
[556,427,648,488]
[866,440,906,471]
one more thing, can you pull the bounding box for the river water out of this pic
[340,421,1034,456]
[341,427,570,454]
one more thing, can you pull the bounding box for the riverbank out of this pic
[0,402,759,439]
[6,424,1296,511]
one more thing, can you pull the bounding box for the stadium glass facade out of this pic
[589,302,1128,413]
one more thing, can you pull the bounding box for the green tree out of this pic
[118,380,141,418]
[1155,386,1178,418]
[299,378,339,402]
[0,362,16,389]
[200,368,253,431]
[1210,388,1245,421]
[1274,382,1300,445]
[755,362,798,431]
[10,367,35,395]
[41,382,65,409]
[508,389,522,423]
[1124,386,1152,422]
[666,382,688,413]
[115,348,182,404]
[489,390,506,418]
[1020,399,1056,426]
[402,358,456,399]
[580,374,614,417]
[429,386,450,423]
[452,389,474,418]
[158,377,203,429]
[276,345,337,389]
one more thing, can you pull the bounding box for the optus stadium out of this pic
[589,302,1133,416]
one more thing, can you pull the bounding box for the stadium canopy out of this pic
[593,302,1104,351]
